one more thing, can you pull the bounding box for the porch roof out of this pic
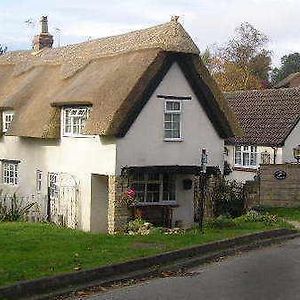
[122,165,221,176]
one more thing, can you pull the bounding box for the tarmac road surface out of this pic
[81,237,300,300]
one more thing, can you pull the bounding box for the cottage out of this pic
[225,88,300,182]
[0,16,239,232]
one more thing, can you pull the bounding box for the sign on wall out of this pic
[273,170,287,180]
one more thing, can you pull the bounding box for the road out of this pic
[82,237,300,300]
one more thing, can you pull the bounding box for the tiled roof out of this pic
[274,72,300,88]
[225,88,300,146]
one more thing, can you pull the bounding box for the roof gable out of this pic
[0,20,239,139]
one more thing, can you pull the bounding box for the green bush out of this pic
[126,218,153,235]
[205,215,236,229]
[0,194,35,222]
[213,179,245,218]
[235,210,278,226]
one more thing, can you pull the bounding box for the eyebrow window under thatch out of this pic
[2,111,15,133]
[62,107,91,137]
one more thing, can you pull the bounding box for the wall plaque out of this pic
[274,170,287,180]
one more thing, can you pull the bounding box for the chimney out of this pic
[32,16,54,51]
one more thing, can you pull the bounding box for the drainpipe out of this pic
[272,147,277,164]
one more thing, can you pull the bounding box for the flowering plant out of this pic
[121,188,137,206]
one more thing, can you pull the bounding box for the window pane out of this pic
[243,153,250,166]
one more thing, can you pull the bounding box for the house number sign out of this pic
[274,170,287,180]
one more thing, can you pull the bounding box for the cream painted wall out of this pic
[225,145,283,182]
[116,62,225,174]
[0,135,116,231]
[282,119,300,163]
[172,174,195,228]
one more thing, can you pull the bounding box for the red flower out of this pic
[125,188,136,199]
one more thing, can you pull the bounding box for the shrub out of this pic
[126,218,153,235]
[213,179,245,218]
[205,215,236,229]
[0,194,36,222]
[235,210,278,226]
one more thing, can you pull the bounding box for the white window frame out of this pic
[2,161,19,185]
[234,145,258,168]
[36,170,42,192]
[131,173,176,205]
[62,106,91,137]
[2,111,14,133]
[164,100,182,141]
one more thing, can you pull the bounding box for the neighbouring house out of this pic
[224,88,300,182]
[0,16,239,233]
[274,72,300,88]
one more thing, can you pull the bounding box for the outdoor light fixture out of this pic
[293,145,300,163]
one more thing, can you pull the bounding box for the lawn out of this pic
[0,220,289,287]
[265,207,300,222]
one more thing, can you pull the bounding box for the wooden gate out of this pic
[48,172,80,228]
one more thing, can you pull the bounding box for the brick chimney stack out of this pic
[32,16,54,51]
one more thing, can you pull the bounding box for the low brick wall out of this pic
[260,164,300,207]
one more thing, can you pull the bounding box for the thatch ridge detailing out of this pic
[0,20,199,80]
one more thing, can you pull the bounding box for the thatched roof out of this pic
[225,87,300,147]
[0,20,240,139]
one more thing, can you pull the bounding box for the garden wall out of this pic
[259,164,300,207]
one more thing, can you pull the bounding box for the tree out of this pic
[271,52,300,84]
[0,44,7,55]
[203,22,272,92]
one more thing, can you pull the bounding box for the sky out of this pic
[0,0,299,67]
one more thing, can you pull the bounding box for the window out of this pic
[48,172,59,198]
[131,173,176,204]
[164,101,181,140]
[261,151,271,165]
[2,161,18,185]
[36,170,42,192]
[235,145,258,167]
[2,111,14,133]
[62,107,91,136]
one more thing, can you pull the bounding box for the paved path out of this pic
[83,237,300,300]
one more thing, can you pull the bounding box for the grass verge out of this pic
[265,207,300,222]
[0,219,290,287]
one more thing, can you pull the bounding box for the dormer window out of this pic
[2,111,14,133]
[62,106,91,137]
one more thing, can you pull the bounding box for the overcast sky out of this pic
[0,0,299,67]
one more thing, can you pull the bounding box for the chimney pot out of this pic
[32,16,54,51]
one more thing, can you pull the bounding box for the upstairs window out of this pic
[164,101,181,140]
[235,145,258,167]
[2,160,19,185]
[62,107,91,136]
[2,111,14,133]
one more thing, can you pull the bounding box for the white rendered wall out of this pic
[225,145,283,182]
[116,62,224,174]
[282,120,300,163]
[0,135,116,231]
[116,62,224,227]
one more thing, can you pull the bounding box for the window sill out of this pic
[132,202,178,207]
[164,138,183,142]
[62,134,95,138]
[233,166,258,172]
